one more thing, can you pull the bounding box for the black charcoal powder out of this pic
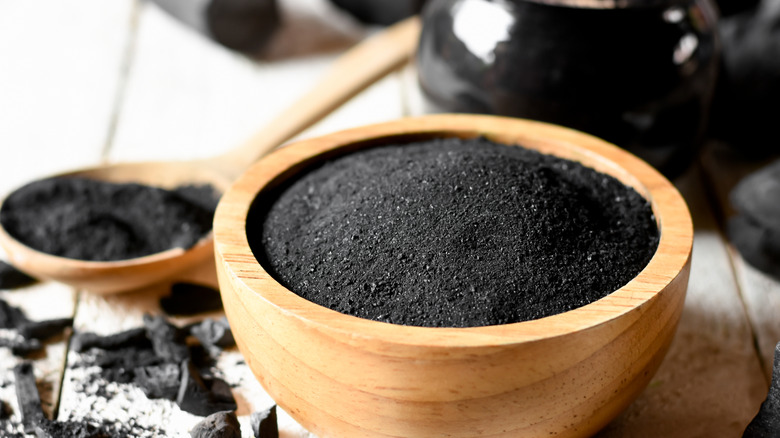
[0,177,219,262]
[251,137,660,328]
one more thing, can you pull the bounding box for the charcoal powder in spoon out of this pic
[0,177,219,262]
[254,137,659,328]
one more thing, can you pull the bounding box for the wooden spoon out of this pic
[0,16,421,294]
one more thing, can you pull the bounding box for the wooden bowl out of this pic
[214,114,693,438]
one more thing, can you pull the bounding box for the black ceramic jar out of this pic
[417,0,719,177]
[329,0,427,25]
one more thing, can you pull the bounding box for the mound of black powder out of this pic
[253,137,660,327]
[0,177,219,261]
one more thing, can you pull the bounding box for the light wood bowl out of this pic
[214,114,693,438]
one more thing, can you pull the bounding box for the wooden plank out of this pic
[0,0,137,433]
[701,142,780,379]
[0,0,136,195]
[597,166,766,436]
[58,0,406,435]
[107,0,387,165]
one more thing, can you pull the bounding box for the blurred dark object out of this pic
[743,341,780,437]
[160,282,223,316]
[715,0,760,16]
[0,260,37,290]
[149,0,280,55]
[709,0,780,157]
[207,0,280,53]
[728,159,780,279]
[416,0,719,178]
[329,0,426,25]
[250,405,278,438]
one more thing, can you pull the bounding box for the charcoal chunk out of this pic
[731,160,780,232]
[133,363,181,400]
[18,318,72,341]
[143,314,189,363]
[190,410,241,438]
[191,317,235,353]
[35,419,111,438]
[161,282,223,316]
[0,261,37,289]
[728,215,780,280]
[0,398,11,420]
[13,362,44,433]
[250,405,278,438]
[744,341,780,437]
[177,359,237,416]
[0,298,29,329]
[0,334,42,356]
[70,327,148,353]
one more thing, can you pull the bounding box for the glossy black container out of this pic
[417,0,719,177]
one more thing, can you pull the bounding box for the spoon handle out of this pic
[208,16,421,179]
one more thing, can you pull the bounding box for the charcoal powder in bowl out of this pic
[0,177,219,261]
[250,137,660,328]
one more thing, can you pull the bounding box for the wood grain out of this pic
[215,114,693,437]
[0,0,137,429]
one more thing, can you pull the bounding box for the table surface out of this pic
[0,1,778,437]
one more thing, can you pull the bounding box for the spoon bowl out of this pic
[0,161,230,294]
[0,17,421,294]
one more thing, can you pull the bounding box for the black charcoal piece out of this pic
[133,363,181,400]
[206,0,280,54]
[0,335,42,357]
[70,327,148,353]
[744,341,780,437]
[191,317,235,352]
[161,282,223,316]
[731,160,780,233]
[35,419,111,438]
[177,359,237,416]
[143,314,189,363]
[17,318,72,341]
[0,298,29,329]
[728,216,780,280]
[0,261,37,289]
[0,398,11,420]
[13,362,44,433]
[190,410,241,438]
[250,405,278,438]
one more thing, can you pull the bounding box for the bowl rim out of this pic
[214,114,693,348]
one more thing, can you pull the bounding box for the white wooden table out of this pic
[0,1,777,436]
